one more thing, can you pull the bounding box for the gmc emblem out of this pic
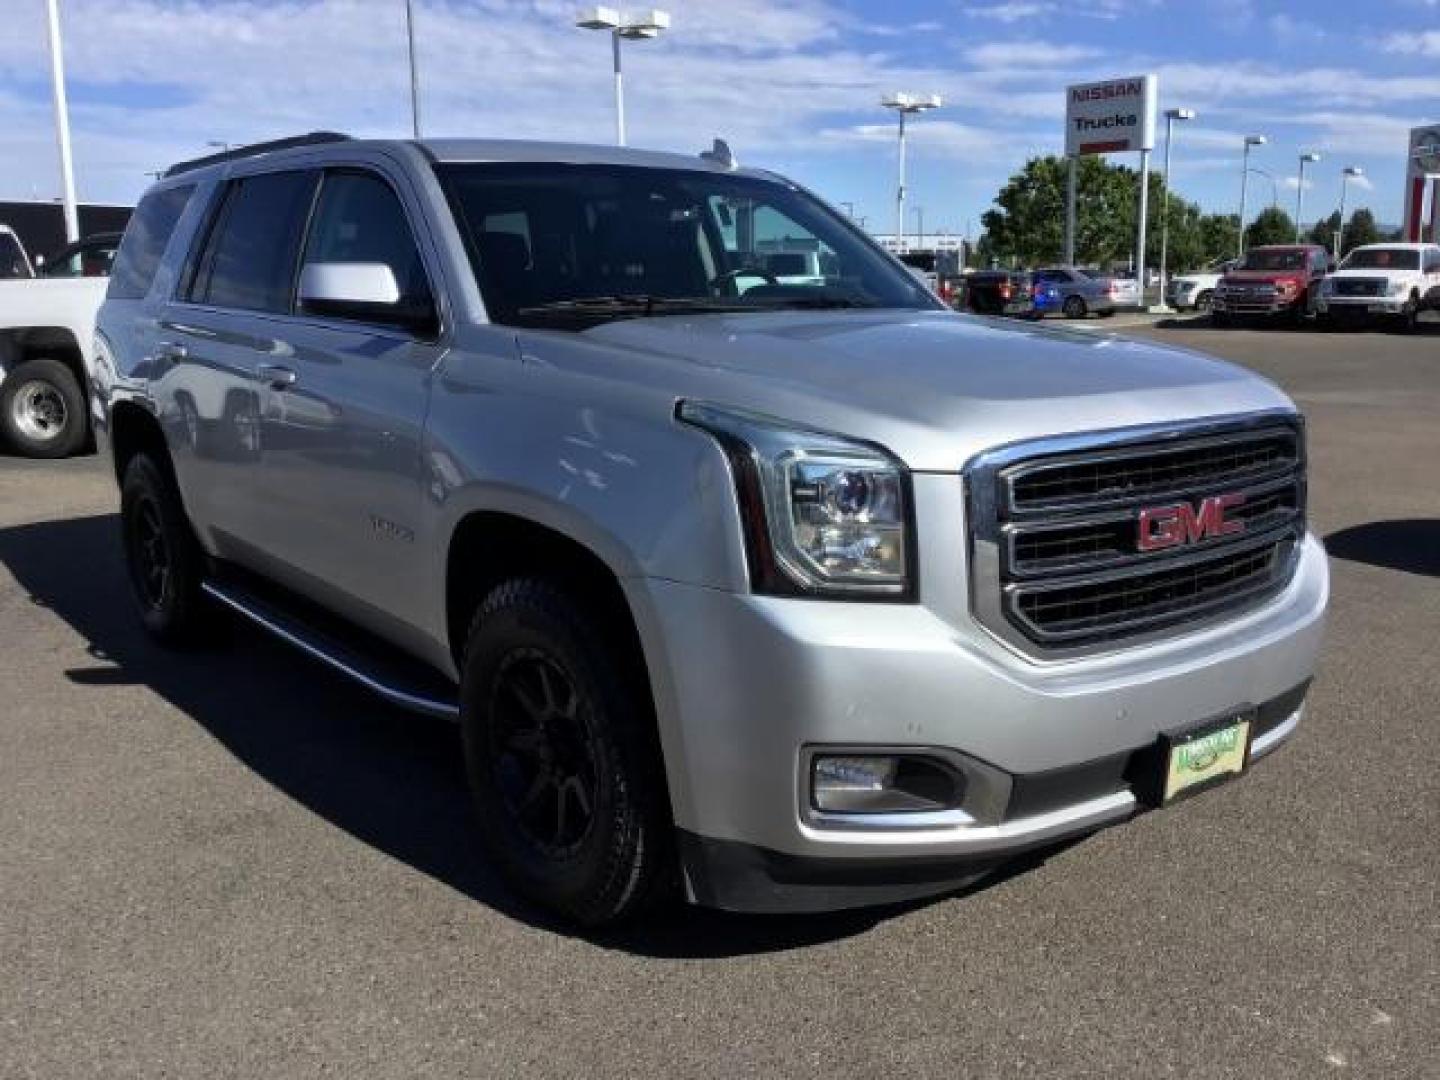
[1137,494,1246,552]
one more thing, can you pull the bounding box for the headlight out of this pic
[679,402,912,598]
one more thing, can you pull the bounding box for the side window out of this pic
[1427,250,1440,274]
[108,184,195,300]
[706,195,838,291]
[301,171,433,315]
[188,171,317,312]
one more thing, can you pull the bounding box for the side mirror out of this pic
[297,262,436,334]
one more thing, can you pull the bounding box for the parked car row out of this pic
[961,265,1137,320]
[1211,243,1440,332]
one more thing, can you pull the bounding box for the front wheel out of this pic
[0,357,87,458]
[1062,296,1087,319]
[1393,296,1420,334]
[461,579,673,926]
[1194,290,1213,313]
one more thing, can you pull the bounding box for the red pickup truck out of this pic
[1211,244,1331,326]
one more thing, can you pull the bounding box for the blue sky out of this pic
[1,0,1437,234]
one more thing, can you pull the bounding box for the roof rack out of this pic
[162,132,352,178]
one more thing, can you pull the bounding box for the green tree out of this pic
[1246,206,1297,248]
[1197,213,1240,267]
[980,156,1243,273]
[1343,208,1381,252]
[980,155,1142,267]
[1307,211,1341,250]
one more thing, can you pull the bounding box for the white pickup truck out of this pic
[0,232,120,457]
[1315,243,1440,332]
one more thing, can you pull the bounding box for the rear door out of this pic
[157,168,319,556]
[248,164,446,633]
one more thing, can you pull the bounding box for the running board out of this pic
[201,580,460,720]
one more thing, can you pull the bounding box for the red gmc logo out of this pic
[1137,494,1247,552]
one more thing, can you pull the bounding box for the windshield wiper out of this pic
[515,295,754,323]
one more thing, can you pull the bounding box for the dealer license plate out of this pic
[1162,716,1251,803]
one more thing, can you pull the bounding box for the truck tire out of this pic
[120,453,217,645]
[1195,290,1213,313]
[0,356,86,458]
[460,578,673,926]
[1393,295,1419,334]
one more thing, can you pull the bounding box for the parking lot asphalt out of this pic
[1,320,1437,1079]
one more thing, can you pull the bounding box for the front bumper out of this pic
[630,531,1328,913]
[1314,296,1407,315]
[1212,292,1302,316]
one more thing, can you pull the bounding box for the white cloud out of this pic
[965,41,1102,69]
[960,2,1056,22]
[1268,14,1326,47]
[1380,31,1440,57]
[1282,176,1315,191]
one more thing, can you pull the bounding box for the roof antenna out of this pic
[699,139,738,171]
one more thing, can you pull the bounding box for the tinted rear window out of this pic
[107,185,195,299]
[188,171,317,312]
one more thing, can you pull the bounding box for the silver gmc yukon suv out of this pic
[91,134,1328,925]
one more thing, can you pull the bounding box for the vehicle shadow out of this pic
[1154,313,1440,335]
[1325,520,1440,578]
[0,513,1077,957]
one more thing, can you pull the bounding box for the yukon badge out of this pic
[1137,493,1246,553]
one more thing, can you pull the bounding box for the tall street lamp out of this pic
[1294,151,1321,242]
[576,7,671,147]
[43,0,78,243]
[1335,165,1364,259]
[880,92,942,255]
[913,206,925,250]
[405,0,421,138]
[1155,106,1195,312]
[1238,135,1267,259]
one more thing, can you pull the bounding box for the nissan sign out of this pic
[1065,74,1158,157]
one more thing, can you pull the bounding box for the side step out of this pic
[201,580,460,720]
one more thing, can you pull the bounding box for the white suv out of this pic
[1315,243,1440,331]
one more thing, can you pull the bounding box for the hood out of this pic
[1222,269,1306,285]
[536,310,1293,472]
[1326,265,1412,280]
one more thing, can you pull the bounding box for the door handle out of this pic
[255,363,298,389]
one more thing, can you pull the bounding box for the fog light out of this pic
[811,754,962,814]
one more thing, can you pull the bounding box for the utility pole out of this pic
[405,0,422,138]
[44,0,79,243]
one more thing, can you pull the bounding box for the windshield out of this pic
[0,233,29,279]
[1238,250,1306,271]
[437,163,937,327]
[1340,248,1420,271]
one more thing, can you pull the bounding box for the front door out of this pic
[249,167,445,635]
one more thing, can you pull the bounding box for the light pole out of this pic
[575,7,671,147]
[1335,165,1363,259]
[405,0,421,138]
[1154,106,1194,312]
[914,206,925,250]
[881,92,942,255]
[840,201,856,220]
[1238,135,1267,259]
[1294,152,1321,242]
[43,0,78,243]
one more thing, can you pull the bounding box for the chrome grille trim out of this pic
[964,411,1307,658]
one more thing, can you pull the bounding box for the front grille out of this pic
[1332,278,1386,298]
[967,417,1306,652]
